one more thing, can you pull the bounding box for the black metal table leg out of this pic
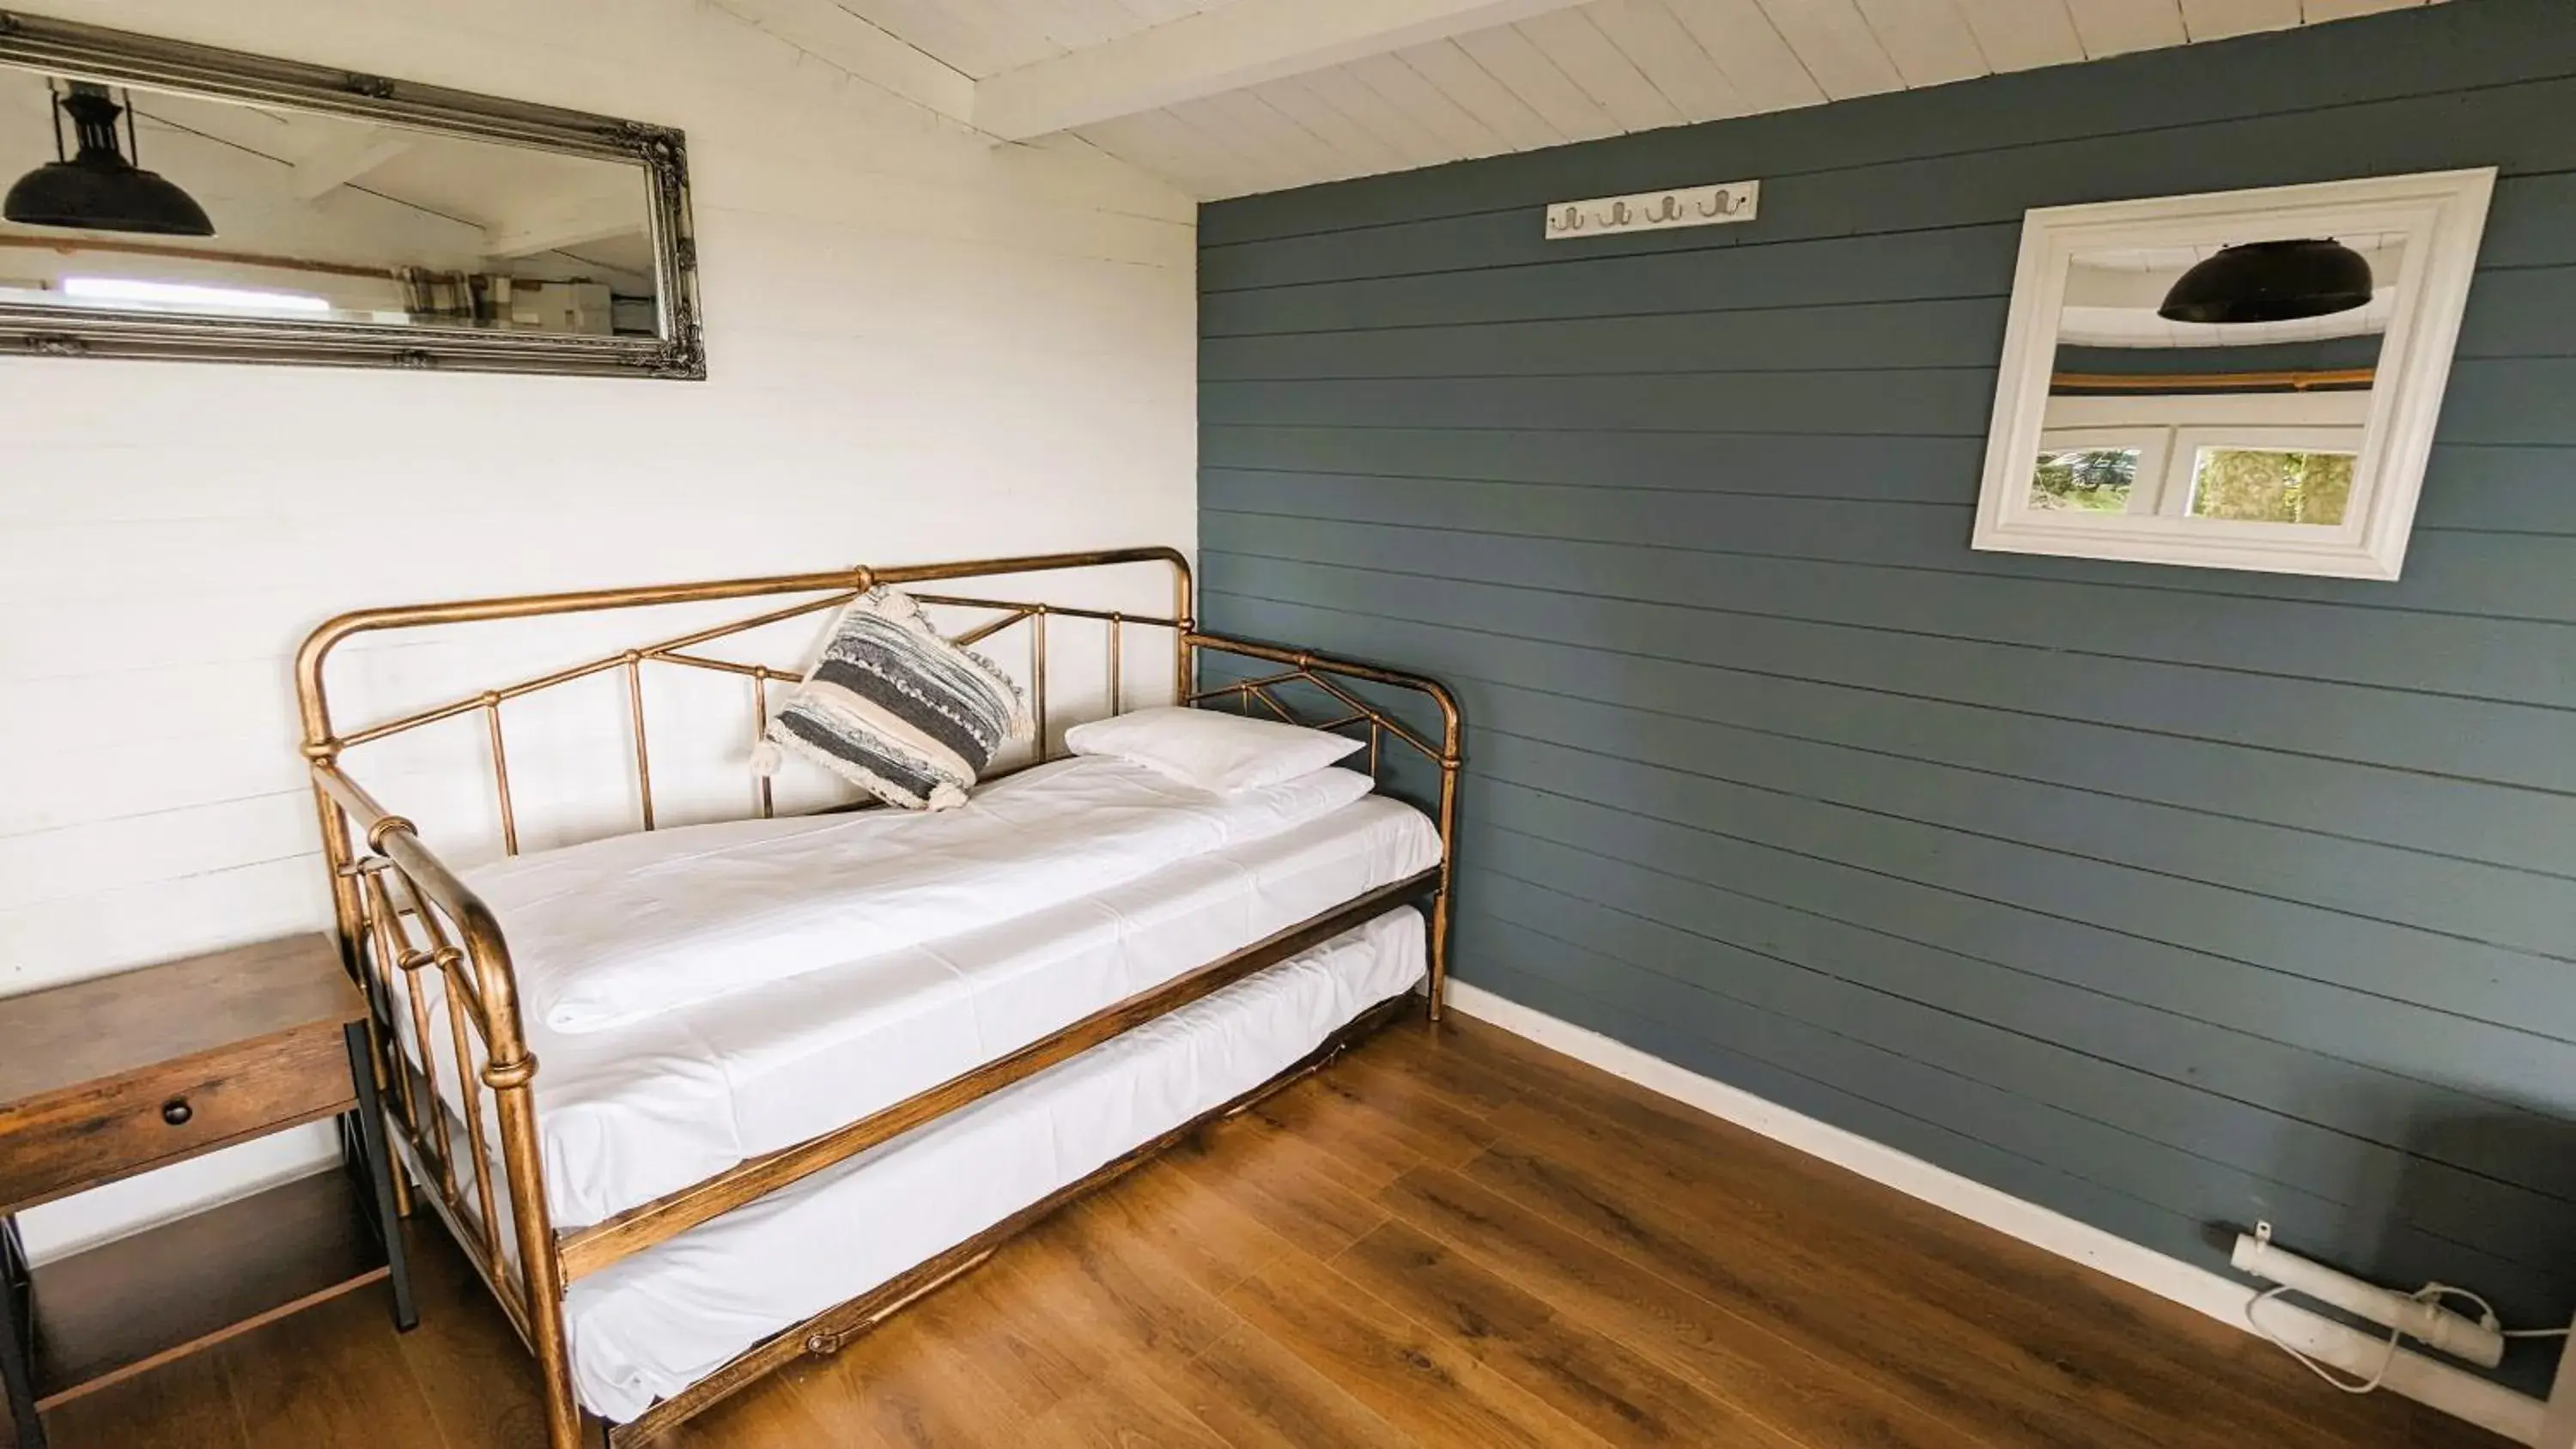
[0,1215,44,1449]
[343,1022,416,1332]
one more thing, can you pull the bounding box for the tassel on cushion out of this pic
[751,586,1027,810]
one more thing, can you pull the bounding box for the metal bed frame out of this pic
[292,547,1461,1446]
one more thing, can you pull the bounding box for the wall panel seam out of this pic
[1470,767,2576,1040]
[1201,585,2576,797]
[1461,823,2576,1111]
[1201,518,2576,621]
[1443,676,2576,882]
[1461,726,2576,962]
[1200,553,2576,704]
[1464,889,2576,1231]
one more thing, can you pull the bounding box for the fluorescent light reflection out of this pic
[62,276,333,314]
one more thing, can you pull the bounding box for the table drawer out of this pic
[0,1025,354,1214]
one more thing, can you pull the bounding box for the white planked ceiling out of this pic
[811,0,2443,199]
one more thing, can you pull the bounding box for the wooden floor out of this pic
[39,1010,2504,1449]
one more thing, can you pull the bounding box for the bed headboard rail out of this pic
[298,546,1192,846]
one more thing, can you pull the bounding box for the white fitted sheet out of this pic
[567,906,1425,1422]
[410,783,1440,1228]
[467,755,1377,1034]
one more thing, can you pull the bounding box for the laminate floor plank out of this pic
[1057,1158,1303,1304]
[1460,1109,2183,1449]
[1034,1359,1239,1449]
[392,1225,551,1449]
[996,1161,1434,1449]
[981,1208,1248,1363]
[1490,1085,2342,1449]
[1218,1241,1624,1449]
[1258,1050,1503,1169]
[1138,1316,1425,1449]
[907,1282,1230,1449]
[1163,1110,1394,1254]
[797,1307,1040,1449]
[26,1008,2500,1449]
[650,1359,862,1449]
[1364,1017,1536,1116]
[1467,1021,2463,1447]
[1334,1216,1809,1447]
[216,1285,447,1449]
[1378,1161,1996,1449]
[32,1346,241,1449]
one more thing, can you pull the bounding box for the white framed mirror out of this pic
[1970,169,2494,579]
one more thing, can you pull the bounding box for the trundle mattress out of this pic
[565,906,1426,1421]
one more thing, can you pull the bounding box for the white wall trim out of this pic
[1443,979,2547,1446]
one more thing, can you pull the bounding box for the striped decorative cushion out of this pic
[752,587,1031,810]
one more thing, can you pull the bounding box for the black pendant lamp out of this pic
[2157,239,2372,324]
[4,81,215,237]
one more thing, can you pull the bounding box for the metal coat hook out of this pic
[1542,179,1759,240]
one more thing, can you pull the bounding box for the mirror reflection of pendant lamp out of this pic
[2158,239,2373,324]
[4,81,216,236]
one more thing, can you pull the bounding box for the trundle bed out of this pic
[292,547,1461,1447]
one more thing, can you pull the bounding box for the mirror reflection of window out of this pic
[2028,233,2392,528]
[2028,446,2139,514]
[0,66,659,336]
[2187,446,2355,525]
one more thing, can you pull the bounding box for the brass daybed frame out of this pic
[293,547,1461,1447]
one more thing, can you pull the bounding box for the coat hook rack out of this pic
[1543,179,1760,239]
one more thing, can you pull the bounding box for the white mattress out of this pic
[563,906,1427,1421]
[468,755,1380,1034]
[406,767,1440,1228]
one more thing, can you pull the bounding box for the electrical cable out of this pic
[2247,1281,2567,1395]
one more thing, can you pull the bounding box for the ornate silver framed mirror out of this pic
[0,9,703,378]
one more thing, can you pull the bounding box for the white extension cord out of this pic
[2236,1223,2570,1395]
[2251,1282,2568,1394]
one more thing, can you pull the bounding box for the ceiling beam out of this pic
[974,0,1597,141]
[290,124,411,202]
[709,0,975,124]
[484,193,644,259]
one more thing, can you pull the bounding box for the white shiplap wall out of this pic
[827,0,2443,198]
[4,0,1194,1257]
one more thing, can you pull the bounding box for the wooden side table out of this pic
[0,935,413,1448]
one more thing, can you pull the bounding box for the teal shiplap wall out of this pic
[1196,0,2576,1393]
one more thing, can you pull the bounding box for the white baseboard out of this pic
[1443,979,2548,1446]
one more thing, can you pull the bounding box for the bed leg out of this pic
[535,1311,584,1449]
[1426,888,1451,1023]
[491,1081,586,1449]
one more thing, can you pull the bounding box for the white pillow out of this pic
[1064,706,1364,794]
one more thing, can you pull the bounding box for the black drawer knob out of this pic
[161,1098,192,1126]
